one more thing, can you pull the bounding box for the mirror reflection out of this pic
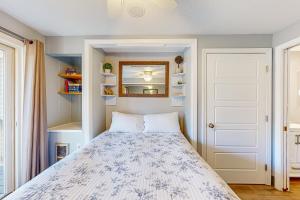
[119,61,169,97]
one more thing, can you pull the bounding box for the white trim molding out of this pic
[273,35,300,191]
[0,32,25,191]
[83,39,198,149]
[201,48,272,185]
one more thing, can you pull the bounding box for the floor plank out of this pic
[230,179,300,200]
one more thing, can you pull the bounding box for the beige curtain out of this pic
[21,40,48,184]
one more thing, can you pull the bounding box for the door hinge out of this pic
[266,65,269,72]
[284,126,288,132]
[265,115,269,122]
[283,187,289,192]
[265,164,268,171]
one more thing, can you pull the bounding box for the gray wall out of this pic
[45,34,273,153]
[0,10,44,42]
[273,20,300,47]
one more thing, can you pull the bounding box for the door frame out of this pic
[201,48,272,185]
[0,32,25,191]
[273,36,300,191]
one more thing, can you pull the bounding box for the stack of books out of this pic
[65,80,82,93]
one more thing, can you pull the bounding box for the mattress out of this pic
[5,131,240,200]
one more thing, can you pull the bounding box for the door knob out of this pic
[208,123,215,128]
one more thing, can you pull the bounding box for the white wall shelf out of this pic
[101,72,117,105]
[102,83,116,86]
[171,70,185,107]
[101,72,116,77]
[172,73,185,77]
[172,84,185,87]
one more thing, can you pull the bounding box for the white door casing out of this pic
[203,49,272,184]
[0,43,15,194]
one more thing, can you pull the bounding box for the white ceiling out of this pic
[0,0,300,36]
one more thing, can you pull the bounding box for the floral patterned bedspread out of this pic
[5,131,240,200]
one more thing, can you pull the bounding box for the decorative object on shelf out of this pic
[175,56,184,74]
[63,79,82,94]
[104,87,114,96]
[177,80,184,85]
[58,66,82,95]
[103,62,113,73]
[55,143,69,161]
[65,67,77,75]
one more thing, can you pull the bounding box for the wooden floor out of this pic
[230,179,300,200]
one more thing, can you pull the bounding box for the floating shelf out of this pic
[101,72,116,76]
[172,84,185,87]
[172,73,185,77]
[58,91,82,95]
[100,71,117,106]
[58,73,82,80]
[173,94,185,97]
[101,95,116,97]
[123,83,165,86]
[102,83,116,86]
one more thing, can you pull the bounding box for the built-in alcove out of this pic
[45,54,84,165]
[83,39,197,148]
[102,51,186,128]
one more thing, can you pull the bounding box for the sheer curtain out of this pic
[21,40,48,184]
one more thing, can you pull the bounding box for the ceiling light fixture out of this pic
[143,71,153,82]
[127,0,146,18]
[107,0,177,18]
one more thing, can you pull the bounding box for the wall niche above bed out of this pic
[119,61,169,97]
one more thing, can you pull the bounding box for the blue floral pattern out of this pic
[5,131,240,200]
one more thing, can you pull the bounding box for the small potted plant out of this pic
[103,63,113,73]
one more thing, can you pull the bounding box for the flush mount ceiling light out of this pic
[107,0,177,18]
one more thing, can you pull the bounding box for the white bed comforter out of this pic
[6,131,240,200]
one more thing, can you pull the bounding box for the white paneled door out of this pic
[206,51,270,184]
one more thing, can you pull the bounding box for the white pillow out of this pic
[109,112,144,133]
[143,112,181,133]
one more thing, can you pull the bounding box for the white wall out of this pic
[183,48,192,141]
[288,51,300,124]
[104,52,185,130]
[91,48,106,136]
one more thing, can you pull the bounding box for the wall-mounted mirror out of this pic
[119,61,169,97]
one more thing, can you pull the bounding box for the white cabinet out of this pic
[289,131,300,177]
[48,122,85,166]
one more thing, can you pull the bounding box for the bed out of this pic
[5,129,239,200]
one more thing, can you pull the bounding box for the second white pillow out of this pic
[143,112,181,133]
